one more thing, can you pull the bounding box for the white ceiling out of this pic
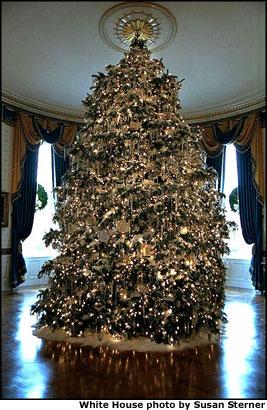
[2,1,266,122]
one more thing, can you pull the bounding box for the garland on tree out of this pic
[31,39,235,346]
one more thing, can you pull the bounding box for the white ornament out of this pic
[99,229,110,243]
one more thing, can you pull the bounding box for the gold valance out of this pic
[12,110,78,196]
[201,113,264,201]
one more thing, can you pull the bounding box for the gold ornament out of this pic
[83,268,90,277]
[180,226,188,235]
[130,121,141,130]
[156,272,163,281]
[117,220,130,233]
[120,291,129,301]
[137,284,146,293]
[87,214,97,225]
[141,243,153,257]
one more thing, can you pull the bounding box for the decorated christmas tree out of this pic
[32,39,233,346]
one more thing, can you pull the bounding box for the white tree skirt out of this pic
[33,326,222,352]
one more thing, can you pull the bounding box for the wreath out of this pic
[229,187,239,213]
[35,184,48,212]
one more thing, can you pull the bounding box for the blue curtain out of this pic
[33,116,77,190]
[206,148,225,192]
[11,140,40,288]
[236,147,263,291]
[33,118,71,196]
[33,117,63,144]
[213,120,244,145]
[204,119,245,193]
[10,113,76,289]
[203,116,263,291]
[51,145,70,189]
[2,105,16,125]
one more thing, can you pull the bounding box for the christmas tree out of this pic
[32,39,233,346]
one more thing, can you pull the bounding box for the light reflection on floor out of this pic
[14,292,50,398]
[223,297,257,398]
[17,306,42,361]
[2,287,265,399]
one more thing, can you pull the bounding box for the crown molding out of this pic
[2,89,265,125]
[1,90,84,123]
[183,96,266,124]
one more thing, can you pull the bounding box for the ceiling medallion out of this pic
[99,2,177,53]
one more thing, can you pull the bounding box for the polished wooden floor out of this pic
[1,286,265,399]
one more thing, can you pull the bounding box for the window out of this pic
[223,144,252,260]
[23,141,58,258]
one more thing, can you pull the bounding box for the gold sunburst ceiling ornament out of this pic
[122,19,154,42]
[99,2,177,53]
[115,11,161,45]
